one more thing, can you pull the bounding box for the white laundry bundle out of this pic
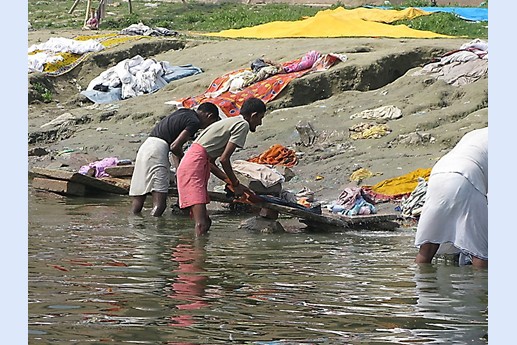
[86,55,169,99]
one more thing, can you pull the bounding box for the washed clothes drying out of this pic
[81,55,202,103]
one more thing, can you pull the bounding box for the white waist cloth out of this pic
[129,137,170,195]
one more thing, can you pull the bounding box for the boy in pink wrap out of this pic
[177,97,267,236]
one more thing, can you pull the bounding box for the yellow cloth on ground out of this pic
[204,7,452,39]
[30,33,148,76]
[350,124,390,139]
[349,167,382,182]
[366,167,431,196]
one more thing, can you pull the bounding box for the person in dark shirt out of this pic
[130,102,220,216]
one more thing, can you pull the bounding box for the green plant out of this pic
[33,82,52,103]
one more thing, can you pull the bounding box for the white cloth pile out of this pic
[232,160,285,188]
[350,105,402,122]
[119,23,176,36]
[28,37,105,73]
[412,38,488,86]
[86,55,173,99]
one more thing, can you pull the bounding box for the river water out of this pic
[28,188,488,344]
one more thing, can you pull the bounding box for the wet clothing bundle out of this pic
[328,187,376,216]
[400,177,428,218]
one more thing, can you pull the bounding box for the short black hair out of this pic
[197,102,221,120]
[240,97,266,116]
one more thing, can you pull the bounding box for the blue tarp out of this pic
[370,6,488,22]
[417,7,488,22]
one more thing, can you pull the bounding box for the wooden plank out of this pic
[68,0,81,14]
[169,188,400,230]
[84,0,92,27]
[104,165,134,177]
[99,177,131,192]
[32,177,86,196]
[31,167,128,195]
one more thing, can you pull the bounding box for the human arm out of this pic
[169,129,193,168]
[218,141,240,186]
[208,156,229,182]
[216,141,253,197]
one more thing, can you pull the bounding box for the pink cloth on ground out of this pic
[78,157,119,178]
[283,50,321,73]
[177,143,211,208]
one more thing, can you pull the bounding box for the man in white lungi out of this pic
[415,127,488,268]
[130,102,220,216]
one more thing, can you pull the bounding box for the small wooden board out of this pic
[104,165,135,177]
[30,167,129,195]
[32,177,86,196]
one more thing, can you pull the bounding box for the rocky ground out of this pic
[27,29,488,207]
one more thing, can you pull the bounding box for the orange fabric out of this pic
[225,182,263,204]
[248,144,298,168]
[178,54,342,117]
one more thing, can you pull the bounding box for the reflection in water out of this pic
[411,265,488,343]
[168,237,208,328]
[28,188,488,344]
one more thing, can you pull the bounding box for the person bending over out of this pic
[176,97,267,236]
[414,127,488,268]
[130,102,220,216]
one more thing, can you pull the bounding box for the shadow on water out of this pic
[28,187,488,344]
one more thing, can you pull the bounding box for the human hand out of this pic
[232,183,246,197]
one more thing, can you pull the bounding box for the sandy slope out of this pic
[28,30,487,204]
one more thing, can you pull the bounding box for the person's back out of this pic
[431,127,487,195]
[150,108,201,146]
[194,116,249,159]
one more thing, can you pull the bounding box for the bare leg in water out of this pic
[415,243,440,264]
[472,257,488,268]
[190,204,212,236]
[416,243,488,268]
[131,195,146,214]
[151,192,167,217]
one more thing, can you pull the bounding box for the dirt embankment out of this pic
[28,31,487,203]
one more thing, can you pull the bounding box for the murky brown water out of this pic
[28,188,488,344]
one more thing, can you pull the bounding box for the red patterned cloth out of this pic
[178,53,345,117]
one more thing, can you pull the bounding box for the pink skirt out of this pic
[177,143,211,208]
